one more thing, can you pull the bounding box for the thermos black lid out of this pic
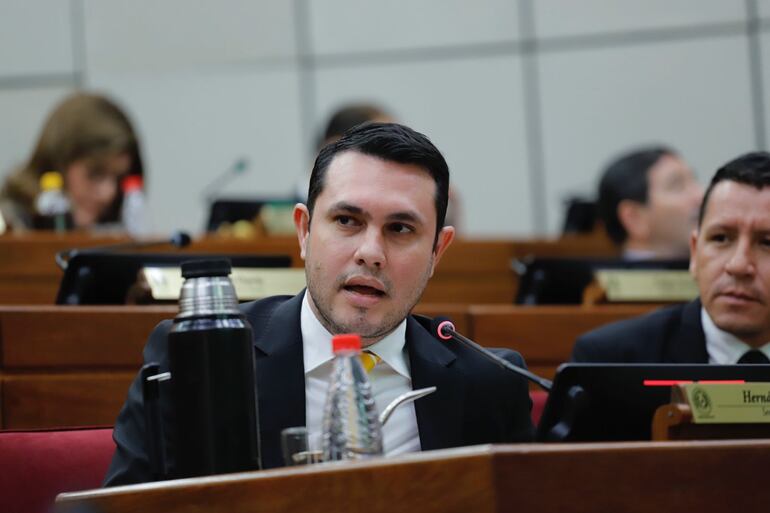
[181,258,232,279]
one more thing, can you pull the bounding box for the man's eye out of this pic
[336,215,358,227]
[709,233,727,243]
[389,223,413,234]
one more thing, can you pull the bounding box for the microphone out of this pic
[201,158,250,204]
[55,230,192,270]
[431,316,553,391]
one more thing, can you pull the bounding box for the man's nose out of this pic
[354,228,386,269]
[725,238,755,277]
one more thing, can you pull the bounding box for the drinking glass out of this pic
[280,427,321,465]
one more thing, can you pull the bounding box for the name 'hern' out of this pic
[742,390,770,404]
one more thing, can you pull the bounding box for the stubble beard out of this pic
[305,246,434,344]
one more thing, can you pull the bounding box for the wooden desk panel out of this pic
[0,303,664,428]
[0,233,303,305]
[0,303,468,428]
[2,372,136,428]
[58,441,770,513]
[469,305,656,379]
[0,305,173,428]
[0,305,174,368]
[0,233,616,305]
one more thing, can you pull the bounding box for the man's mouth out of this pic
[342,276,388,299]
[717,289,761,303]
[343,284,386,297]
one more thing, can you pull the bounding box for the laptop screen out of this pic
[537,363,770,442]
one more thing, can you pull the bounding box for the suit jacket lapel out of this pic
[406,316,466,451]
[666,299,709,363]
[249,294,306,468]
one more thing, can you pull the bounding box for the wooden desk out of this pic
[0,303,653,428]
[0,233,303,305]
[0,305,175,428]
[0,303,467,429]
[0,233,616,305]
[469,305,656,381]
[57,441,770,513]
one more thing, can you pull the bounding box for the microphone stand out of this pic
[201,158,250,205]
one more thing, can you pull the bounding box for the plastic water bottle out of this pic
[35,171,70,232]
[121,174,147,236]
[322,334,383,461]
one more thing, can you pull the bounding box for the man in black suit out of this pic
[104,123,533,486]
[573,152,770,365]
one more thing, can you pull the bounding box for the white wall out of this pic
[1,0,767,236]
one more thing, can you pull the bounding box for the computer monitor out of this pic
[206,197,296,232]
[514,258,689,304]
[536,363,770,442]
[56,252,292,305]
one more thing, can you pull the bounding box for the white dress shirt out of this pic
[701,307,770,364]
[300,292,421,455]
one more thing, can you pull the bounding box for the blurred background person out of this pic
[597,146,703,260]
[0,92,145,233]
[295,102,394,201]
[316,103,395,149]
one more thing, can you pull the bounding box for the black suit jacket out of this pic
[570,299,709,363]
[104,293,533,486]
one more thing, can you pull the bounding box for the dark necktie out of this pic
[737,349,770,364]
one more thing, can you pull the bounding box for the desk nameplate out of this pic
[680,383,770,424]
[143,267,306,301]
[596,270,698,302]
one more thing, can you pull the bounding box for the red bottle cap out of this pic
[332,334,361,353]
[122,175,143,193]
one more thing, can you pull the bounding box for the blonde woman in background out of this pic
[0,92,145,231]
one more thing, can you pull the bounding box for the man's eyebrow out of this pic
[326,202,426,225]
[703,222,735,232]
[327,202,367,217]
[387,211,424,225]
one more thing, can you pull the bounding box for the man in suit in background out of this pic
[104,122,533,486]
[573,151,770,365]
[597,146,703,260]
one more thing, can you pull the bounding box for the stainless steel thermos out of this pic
[165,258,260,477]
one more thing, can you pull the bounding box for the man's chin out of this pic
[712,313,767,340]
[332,314,396,341]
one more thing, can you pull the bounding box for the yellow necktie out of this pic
[360,350,381,373]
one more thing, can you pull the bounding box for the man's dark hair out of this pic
[597,146,675,245]
[698,151,770,226]
[307,122,450,242]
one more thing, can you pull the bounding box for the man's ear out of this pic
[293,203,310,260]
[428,226,456,277]
[617,199,650,242]
[689,228,699,277]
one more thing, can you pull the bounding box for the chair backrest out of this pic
[0,427,114,513]
[530,390,548,426]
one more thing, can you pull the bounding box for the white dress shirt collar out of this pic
[701,307,770,364]
[300,291,420,455]
[300,291,410,378]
